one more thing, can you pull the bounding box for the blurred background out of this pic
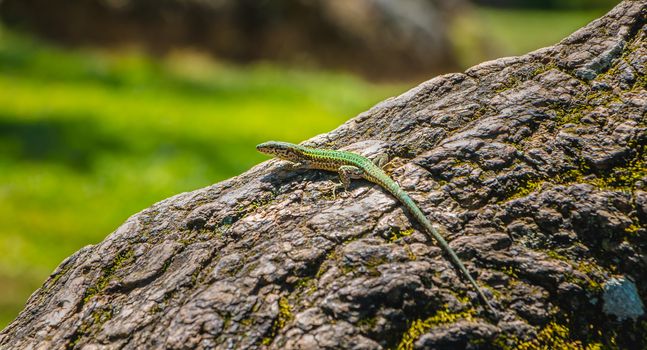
[0,0,618,327]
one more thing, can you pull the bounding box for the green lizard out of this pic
[256,141,498,318]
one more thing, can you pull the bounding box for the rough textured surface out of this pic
[602,277,645,321]
[1,1,646,349]
[0,0,463,80]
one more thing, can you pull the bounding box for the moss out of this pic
[315,264,328,279]
[327,247,350,275]
[82,279,107,303]
[178,236,198,246]
[634,72,647,91]
[148,303,162,315]
[249,192,276,211]
[213,223,231,240]
[501,266,519,278]
[449,291,472,306]
[320,187,338,201]
[507,179,544,201]
[574,261,604,292]
[222,313,232,330]
[555,168,584,184]
[294,277,311,290]
[357,316,378,330]
[452,159,481,168]
[295,277,317,296]
[262,297,294,346]
[83,248,134,303]
[161,258,172,273]
[555,109,586,126]
[365,255,388,276]
[389,227,415,242]
[92,307,113,326]
[235,191,277,218]
[397,308,475,350]
[404,245,417,261]
[138,208,159,228]
[510,322,602,350]
[489,286,503,299]
[624,223,640,236]
[545,250,569,261]
[546,253,606,294]
[66,306,114,348]
[556,143,646,191]
[492,322,602,350]
[314,249,338,278]
[531,62,558,78]
[501,142,645,204]
[45,261,74,291]
[549,86,627,129]
[494,75,522,93]
[149,290,175,315]
[190,268,201,285]
[555,259,605,295]
[594,144,646,190]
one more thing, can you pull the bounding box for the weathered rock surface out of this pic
[1,1,646,349]
[0,0,463,80]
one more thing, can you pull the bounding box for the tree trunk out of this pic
[1,1,645,349]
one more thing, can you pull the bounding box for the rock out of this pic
[602,277,645,321]
[1,1,646,349]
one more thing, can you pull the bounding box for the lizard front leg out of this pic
[337,165,364,196]
[322,165,362,199]
[288,161,305,170]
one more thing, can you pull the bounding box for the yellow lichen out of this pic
[397,309,475,350]
[390,227,415,242]
[514,322,602,350]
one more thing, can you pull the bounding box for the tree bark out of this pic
[1,1,645,349]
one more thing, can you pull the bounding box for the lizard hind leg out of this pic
[371,153,390,168]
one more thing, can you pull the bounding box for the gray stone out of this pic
[603,277,645,321]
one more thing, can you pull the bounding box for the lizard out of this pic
[256,140,499,319]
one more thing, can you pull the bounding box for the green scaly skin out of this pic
[257,141,498,319]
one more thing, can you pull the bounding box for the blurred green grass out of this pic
[0,30,403,327]
[477,6,609,55]
[0,4,611,328]
[452,6,611,67]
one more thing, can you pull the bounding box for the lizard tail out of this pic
[391,187,500,320]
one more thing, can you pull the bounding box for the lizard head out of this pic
[256,141,304,162]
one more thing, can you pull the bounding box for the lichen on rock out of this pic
[603,276,645,321]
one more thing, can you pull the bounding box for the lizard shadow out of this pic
[257,160,364,195]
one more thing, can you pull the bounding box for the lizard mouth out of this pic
[256,141,296,155]
[256,141,290,158]
[255,142,275,155]
[256,141,303,161]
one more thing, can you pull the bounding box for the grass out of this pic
[451,6,612,68]
[479,7,610,54]
[0,29,403,328]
